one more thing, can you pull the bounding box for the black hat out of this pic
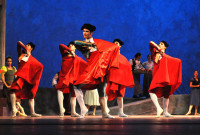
[81,23,96,32]
[67,41,75,47]
[113,39,124,45]
[161,41,169,48]
[27,42,35,51]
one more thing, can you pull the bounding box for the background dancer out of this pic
[185,71,200,115]
[148,41,182,117]
[1,56,26,116]
[10,41,43,117]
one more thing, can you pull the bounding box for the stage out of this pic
[0,115,200,135]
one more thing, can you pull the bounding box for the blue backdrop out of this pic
[5,0,200,97]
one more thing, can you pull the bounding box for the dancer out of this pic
[1,56,27,116]
[148,41,182,117]
[10,41,43,117]
[74,23,120,118]
[105,39,134,117]
[185,71,200,115]
[56,42,88,118]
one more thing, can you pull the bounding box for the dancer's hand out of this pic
[6,85,11,88]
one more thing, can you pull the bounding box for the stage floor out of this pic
[0,115,200,135]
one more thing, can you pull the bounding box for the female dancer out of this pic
[185,71,200,115]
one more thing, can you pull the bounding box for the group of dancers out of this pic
[1,23,182,118]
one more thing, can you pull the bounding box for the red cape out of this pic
[56,44,87,93]
[106,54,135,101]
[148,43,182,98]
[10,42,43,99]
[74,39,120,90]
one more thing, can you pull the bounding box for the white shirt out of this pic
[52,73,59,87]
[20,53,31,62]
[142,61,154,70]
[129,59,144,70]
[85,37,97,52]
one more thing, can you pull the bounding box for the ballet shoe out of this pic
[102,113,115,119]
[156,108,163,118]
[59,108,65,117]
[79,108,88,118]
[71,113,80,117]
[31,113,42,117]
[163,112,173,117]
[118,113,128,117]
[12,109,18,118]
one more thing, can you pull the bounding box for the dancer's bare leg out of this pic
[185,105,193,115]
[93,106,97,116]
[194,106,199,115]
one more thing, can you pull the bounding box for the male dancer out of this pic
[106,39,134,117]
[148,41,182,117]
[56,42,88,118]
[10,41,43,117]
[74,24,120,118]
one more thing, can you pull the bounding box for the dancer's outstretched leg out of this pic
[149,93,163,117]
[74,89,88,118]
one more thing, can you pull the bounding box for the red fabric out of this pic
[74,39,120,90]
[56,44,87,93]
[148,42,182,98]
[0,70,4,73]
[10,42,43,99]
[106,54,135,101]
